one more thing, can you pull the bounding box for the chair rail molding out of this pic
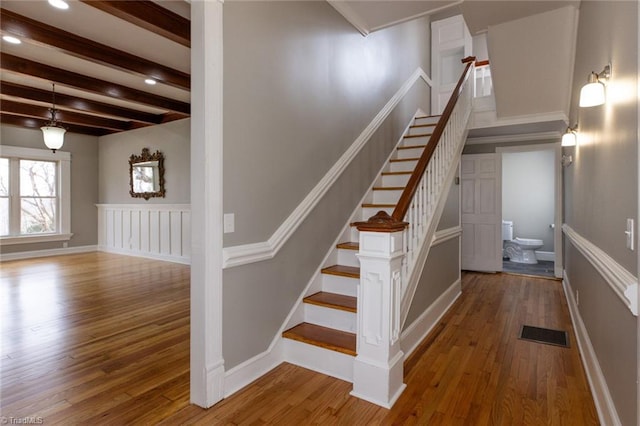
[223,68,433,269]
[563,224,638,316]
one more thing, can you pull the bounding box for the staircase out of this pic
[282,115,440,380]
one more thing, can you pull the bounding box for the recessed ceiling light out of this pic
[144,78,157,85]
[2,35,21,45]
[48,0,70,10]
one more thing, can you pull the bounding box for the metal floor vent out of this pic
[519,325,569,348]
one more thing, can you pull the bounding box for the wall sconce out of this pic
[561,125,578,147]
[579,63,611,107]
[41,83,66,153]
[561,154,573,167]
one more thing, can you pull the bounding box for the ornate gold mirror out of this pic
[129,148,165,200]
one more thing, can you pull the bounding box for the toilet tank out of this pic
[502,220,513,241]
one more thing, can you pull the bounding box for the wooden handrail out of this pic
[475,59,490,67]
[389,56,475,223]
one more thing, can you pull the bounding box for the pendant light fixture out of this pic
[41,83,66,153]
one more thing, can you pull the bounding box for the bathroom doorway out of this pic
[497,143,563,279]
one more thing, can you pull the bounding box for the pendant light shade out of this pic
[41,83,66,153]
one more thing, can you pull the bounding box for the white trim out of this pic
[1,233,73,245]
[563,224,638,316]
[98,246,190,265]
[466,131,562,145]
[223,68,433,268]
[95,203,190,210]
[469,111,569,130]
[401,278,461,359]
[432,226,462,247]
[224,341,284,397]
[562,273,622,426]
[0,244,97,262]
[190,0,225,408]
[1,146,71,243]
[535,251,555,262]
[327,0,370,36]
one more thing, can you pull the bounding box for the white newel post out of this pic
[352,212,408,408]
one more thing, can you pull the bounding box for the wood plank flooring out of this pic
[1,254,598,425]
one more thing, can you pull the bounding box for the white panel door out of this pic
[431,15,472,115]
[461,154,502,272]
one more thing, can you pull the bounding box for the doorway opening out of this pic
[497,143,562,279]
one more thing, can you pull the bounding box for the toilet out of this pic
[502,220,544,264]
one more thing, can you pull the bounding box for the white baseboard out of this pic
[98,246,190,265]
[401,278,462,359]
[0,245,97,262]
[535,250,555,262]
[562,272,621,426]
[223,341,284,398]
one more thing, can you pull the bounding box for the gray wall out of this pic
[488,6,577,119]
[0,125,99,253]
[222,2,433,369]
[502,150,555,252]
[564,2,638,425]
[98,119,190,204]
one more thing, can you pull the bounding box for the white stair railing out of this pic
[352,57,475,408]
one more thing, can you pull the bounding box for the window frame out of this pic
[0,146,72,245]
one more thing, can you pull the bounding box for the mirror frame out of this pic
[129,148,165,200]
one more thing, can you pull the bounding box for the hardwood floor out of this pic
[1,254,598,425]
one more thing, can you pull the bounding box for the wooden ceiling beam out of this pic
[1,53,190,115]
[1,82,164,124]
[1,99,140,132]
[0,9,190,90]
[80,1,190,48]
[1,113,113,137]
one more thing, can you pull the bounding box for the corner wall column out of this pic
[190,0,225,408]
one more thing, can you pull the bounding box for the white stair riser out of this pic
[401,135,430,146]
[337,248,359,267]
[349,226,359,242]
[414,116,439,126]
[408,125,436,136]
[362,206,394,220]
[389,160,417,172]
[283,339,354,382]
[382,173,411,186]
[304,304,356,333]
[397,147,425,159]
[372,189,402,204]
[322,274,358,297]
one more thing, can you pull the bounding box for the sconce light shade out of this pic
[579,75,605,107]
[561,130,577,147]
[579,64,611,107]
[41,125,66,152]
[562,125,578,147]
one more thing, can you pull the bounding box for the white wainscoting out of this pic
[96,204,191,264]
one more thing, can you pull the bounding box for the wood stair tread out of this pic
[283,323,356,356]
[303,291,357,313]
[381,171,412,175]
[404,133,432,138]
[415,115,440,119]
[336,241,359,250]
[362,203,395,207]
[397,145,426,150]
[410,123,437,128]
[321,264,360,278]
[373,186,405,191]
[390,158,419,162]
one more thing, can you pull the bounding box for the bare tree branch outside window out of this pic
[20,160,56,234]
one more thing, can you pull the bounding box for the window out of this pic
[0,146,71,244]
